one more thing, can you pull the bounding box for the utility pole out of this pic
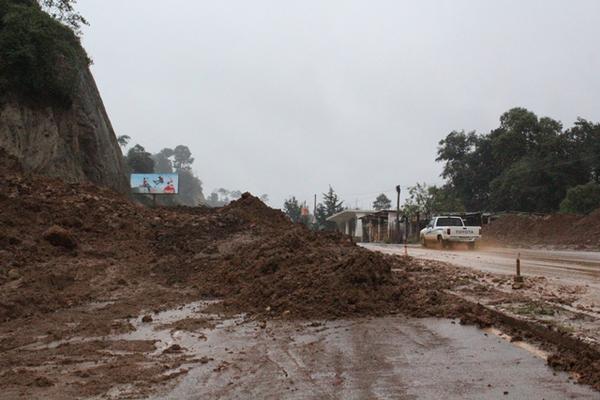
[313,194,317,224]
[396,185,401,244]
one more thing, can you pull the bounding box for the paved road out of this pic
[151,315,597,399]
[362,243,600,289]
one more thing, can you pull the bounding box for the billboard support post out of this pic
[396,185,401,244]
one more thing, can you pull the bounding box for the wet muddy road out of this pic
[146,310,597,399]
[362,244,600,289]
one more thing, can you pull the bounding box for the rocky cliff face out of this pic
[0,67,128,193]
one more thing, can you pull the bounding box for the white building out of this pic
[326,210,372,242]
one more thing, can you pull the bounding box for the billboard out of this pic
[130,173,179,195]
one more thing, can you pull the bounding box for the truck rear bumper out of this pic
[447,237,479,243]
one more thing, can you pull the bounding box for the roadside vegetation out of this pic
[0,0,88,107]
[559,182,600,214]
[436,108,600,214]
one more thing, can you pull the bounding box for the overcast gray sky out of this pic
[79,0,600,209]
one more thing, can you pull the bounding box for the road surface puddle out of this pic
[482,326,549,359]
[145,304,597,400]
[19,301,599,399]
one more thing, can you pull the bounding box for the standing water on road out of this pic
[135,304,597,399]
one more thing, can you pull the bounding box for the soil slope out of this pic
[0,66,128,193]
[483,211,600,249]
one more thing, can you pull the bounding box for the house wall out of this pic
[332,212,367,241]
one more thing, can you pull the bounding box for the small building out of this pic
[326,210,372,242]
[328,209,410,243]
[360,210,405,243]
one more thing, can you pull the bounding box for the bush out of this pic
[559,182,600,214]
[0,0,89,107]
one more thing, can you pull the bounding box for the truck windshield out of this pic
[436,217,463,227]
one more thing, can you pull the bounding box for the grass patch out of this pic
[510,302,556,317]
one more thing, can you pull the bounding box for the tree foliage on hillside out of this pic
[37,0,87,32]
[560,183,600,215]
[437,108,599,213]
[0,0,89,107]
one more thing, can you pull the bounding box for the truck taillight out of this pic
[447,228,451,235]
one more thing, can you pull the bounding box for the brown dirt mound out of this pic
[0,163,453,322]
[2,164,600,395]
[483,211,600,249]
[220,192,290,228]
[191,228,461,319]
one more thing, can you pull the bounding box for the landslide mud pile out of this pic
[3,157,600,395]
[0,154,457,322]
[148,195,458,319]
[484,211,600,249]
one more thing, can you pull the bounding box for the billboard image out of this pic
[130,173,179,194]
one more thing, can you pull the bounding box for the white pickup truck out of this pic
[420,216,481,249]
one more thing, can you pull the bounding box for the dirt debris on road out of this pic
[1,154,600,398]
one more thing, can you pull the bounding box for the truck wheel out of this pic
[421,236,427,248]
[437,235,444,249]
[468,242,476,250]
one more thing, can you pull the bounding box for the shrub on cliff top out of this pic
[0,0,89,107]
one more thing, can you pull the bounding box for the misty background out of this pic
[78,0,600,208]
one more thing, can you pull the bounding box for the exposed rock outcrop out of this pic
[0,67,128,193]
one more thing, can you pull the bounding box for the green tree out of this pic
[489,133,587,212]
[436,130,494,210]
[403,183,432,216]
[560,183,600,214]
[147,146,205,206]
[176,169,204,206]
[314,186,344,230]
[437,107,592,212]
[37,0,88,33]
[117,135,130,148]
[0,0,90,107]
[152,148,174,173]
[169,146,203,206]
[372,193,391,210]
[323,186,344,215]
[427,185,465,214]
[126,144,154,173]
[314,203,329,230]
[567,118,600,183]
[283,196,302,223]
[172,145,194,171]
[403,183,464,216]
